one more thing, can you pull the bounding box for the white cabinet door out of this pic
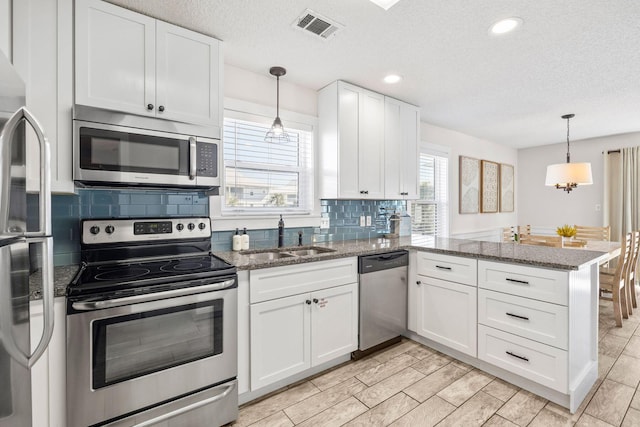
[250,293,311,390]
[337,81,361,199]
[75,0,156,116]
[156,21,221,126]
[358,89,385,199]
[30,298,66,427]
[311,283,358,366]
[237,271,250,395]
[416,275,477,357]
[385,98,419,200]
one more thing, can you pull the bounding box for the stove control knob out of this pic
[176,223,184,231]
[89,225,100,235]
[105,225,115,234]
[187,223,195,231]
[198,223,206,230]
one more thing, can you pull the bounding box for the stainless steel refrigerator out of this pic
[0,52,54,427]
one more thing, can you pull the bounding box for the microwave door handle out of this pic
[189,137,196,180]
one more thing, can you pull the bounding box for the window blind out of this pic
[223,117,314,213]
[412,152,449,236]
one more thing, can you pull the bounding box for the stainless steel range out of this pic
[66,217,237,427]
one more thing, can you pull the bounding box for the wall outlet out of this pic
[359,215,366,227]
[320,217,330,229]
[595,204,602,212]
[366,216,372,226]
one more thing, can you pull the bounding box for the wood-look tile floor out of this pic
[233,300,640,427]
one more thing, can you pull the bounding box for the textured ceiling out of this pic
[106,0,640,148]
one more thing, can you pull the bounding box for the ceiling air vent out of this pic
[293,9,343,40]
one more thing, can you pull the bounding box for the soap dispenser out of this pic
[232,228,242,251]
[241,227,250,250]
[278,215,285,247]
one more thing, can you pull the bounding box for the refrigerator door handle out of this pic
[28,237,55,368]
[0,242,30,367]
[0,239,55,369]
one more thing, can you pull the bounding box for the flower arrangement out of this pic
[556,224,577,238]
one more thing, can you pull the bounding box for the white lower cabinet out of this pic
[250,282,358,390]
[247,258,359,392]
[31,298,66,427]
[416,276,477,357]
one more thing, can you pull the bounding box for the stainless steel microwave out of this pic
[73,118,220,191]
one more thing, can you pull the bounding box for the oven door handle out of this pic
[129,381,236,427]
[71,279,235,311]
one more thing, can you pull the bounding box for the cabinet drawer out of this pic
[250,258,358,303]
[478,325,567,393]
[416,252,477,286]
[478,261,568,305]
[478,289,568,350]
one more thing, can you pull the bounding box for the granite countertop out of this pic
[29,265,79,301]
[215,235,611,271]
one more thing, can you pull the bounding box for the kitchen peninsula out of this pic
[219,236,609,413]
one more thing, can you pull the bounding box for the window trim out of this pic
[410,142,451,237]
[210,98,321,231]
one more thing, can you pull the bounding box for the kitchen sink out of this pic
[240,251,296,261]
[285,247,337,256]
[239,246,336,259]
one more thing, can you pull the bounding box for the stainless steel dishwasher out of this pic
[354,250,409,358]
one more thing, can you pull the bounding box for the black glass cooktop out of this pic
[68,254,236,296]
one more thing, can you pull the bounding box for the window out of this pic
[411,148,449,236]
[223,115,314,214]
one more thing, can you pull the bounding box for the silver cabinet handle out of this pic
[506,278,530,285]
[72,279,236,311]
[435,265,452,271]
[131,382,236,427]
[189,137,197,180]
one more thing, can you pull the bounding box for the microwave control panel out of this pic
[197,141,218,177]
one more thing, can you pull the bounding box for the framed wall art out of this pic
[459,156,480,214]
[481,160,499,213]
[500,163,515,212]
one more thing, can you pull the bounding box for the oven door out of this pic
[66,280,237,427]
[73,120,220,189]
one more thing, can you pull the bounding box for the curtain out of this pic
[606,147,640,241]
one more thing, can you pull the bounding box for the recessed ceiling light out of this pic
[369,0,401,11]
[489,17,523,35]
[384,74,402,84]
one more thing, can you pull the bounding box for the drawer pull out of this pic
[506,312,530,321]
[506,278,530,285]
[506,351,529,362]
[435,265,452,271]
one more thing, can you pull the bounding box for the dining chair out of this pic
[518,225,531,238]
[601,230,639,314]
[600,232,633,327]
[519,235,562,247]
[574,225,611,241]
[502,227,515,242]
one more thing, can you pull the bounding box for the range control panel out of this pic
[82,217,211,244]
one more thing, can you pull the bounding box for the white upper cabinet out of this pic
[385,97,420,199]
[319,81,385,199]
[75,0,222,128]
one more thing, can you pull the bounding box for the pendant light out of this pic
[545,114,593,193]
[265,66,290,144]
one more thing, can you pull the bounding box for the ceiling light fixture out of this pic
[489,17,523,35]
[383,74,402,84]
[369,0,401,11]
[265,66,290,144]
[545,114,593,193]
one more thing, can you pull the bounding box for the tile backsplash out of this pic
[46,190,407,265]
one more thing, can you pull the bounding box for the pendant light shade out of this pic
[265,66,290,144]
[545,114,593,193]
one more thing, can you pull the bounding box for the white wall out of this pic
[518,132,640,228]
[224,64,317,117]
[0,0,11,59]
[421,123,518,236]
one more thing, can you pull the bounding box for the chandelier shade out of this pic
[544,114,593,193]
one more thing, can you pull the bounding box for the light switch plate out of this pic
[360,216,366,227]
[320,217,330,229]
